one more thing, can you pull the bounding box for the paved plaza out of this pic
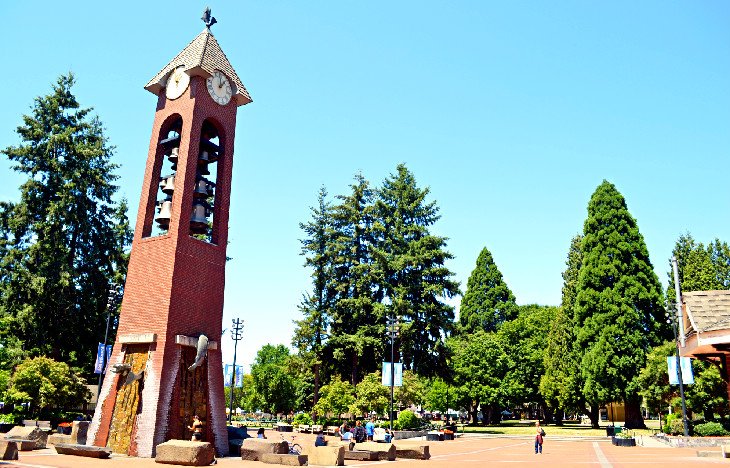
[3,435,727,468]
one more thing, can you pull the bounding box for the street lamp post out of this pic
[229,318,244,423]
[97,285,121,399]
[668,256,689,437]
[386,315,399,431]
[666,309,690,436]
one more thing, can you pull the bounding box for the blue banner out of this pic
[224,365,244,387]
[94,343,113,374]
[667,356,694,385]
[381,362,403,387]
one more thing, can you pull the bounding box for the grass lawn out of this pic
[458,419,661,437]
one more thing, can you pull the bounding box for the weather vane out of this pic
[202,7,217,31]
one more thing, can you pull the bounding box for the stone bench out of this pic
[54,443,112,459]
[344,450,379,461]
[302,445,344,466]
[395,443,430,460]
[260,453,308,466]
[5,439,35,451]
[0,440,18,460]
[5,426,48,449]
[240,438,288,461]
[353,441,396,461]
[154,440,214,466]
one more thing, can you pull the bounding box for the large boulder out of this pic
[354,441,396,460]
[303,445,344,466]
[155,440,215,466]
[0,440,18,460]
[5,426,48,449]
[70,421,90,445]
[240,438,288,461]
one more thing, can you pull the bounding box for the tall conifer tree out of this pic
[375,164,459,376]
[293,186,334,411]
[327,174,380,384]
[459,247,517,333]
[574,181,667,429]
[0,74,131,369]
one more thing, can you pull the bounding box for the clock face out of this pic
[165,66,190,100]
[206,70,233,105]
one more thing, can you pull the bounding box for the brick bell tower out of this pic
[89,11,251,457]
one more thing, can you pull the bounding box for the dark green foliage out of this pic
[693,422,728,437]
[540,235,584,417]
[295,165,459,386]
[497,305,556,411]
[574,181,667,428]
[293,186,335,410]
[327,174,381,383]
[667,234,730,304]
[449,331,508,424]
[0,74,131,370]
[459,247,517,333]
[375,164,459,377]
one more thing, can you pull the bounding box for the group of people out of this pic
[338,417,392,443]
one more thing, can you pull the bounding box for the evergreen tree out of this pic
[574,181,668,429]
[375,164,459,377]
[293,186,335,412]
[498,305,556,421]
[667,234,730,303]
[0,74,131,370]
[540,234,586,424]
[459,247,517,333]
[327,174,381,384]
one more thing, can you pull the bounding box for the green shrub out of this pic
[663,413,680,434]
[396,410,420,430]
[694,422,728,437]
[669,418,686,436]
[292,412,313,425]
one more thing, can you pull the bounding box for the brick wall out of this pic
[91,76,238,457]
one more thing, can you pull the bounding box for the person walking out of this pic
[534,421,544,454]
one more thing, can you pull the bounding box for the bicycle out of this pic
[280,434,302,455]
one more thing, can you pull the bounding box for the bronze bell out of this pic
[199,150,210,163]
[155,199,172,227]
[193,176,209,198]
[190,200,210,232]
[160,175,175,195]
[167,147,179,164]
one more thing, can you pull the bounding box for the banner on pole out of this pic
[94,343,113,374]
[224,365,245,387]
[381,362,403,387]
[667,356,694,385]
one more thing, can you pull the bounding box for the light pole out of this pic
[668,256,689,437]
[666,308,690,436]
[386,314,400,431]
[97,285,122,399]
[229,318,244,423]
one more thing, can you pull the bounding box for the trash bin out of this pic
[606,425,614,437]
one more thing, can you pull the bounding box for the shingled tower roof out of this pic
[145,29,252,106]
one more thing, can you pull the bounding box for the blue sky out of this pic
[0,1,728,371]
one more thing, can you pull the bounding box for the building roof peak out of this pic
[144,28,252,106]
